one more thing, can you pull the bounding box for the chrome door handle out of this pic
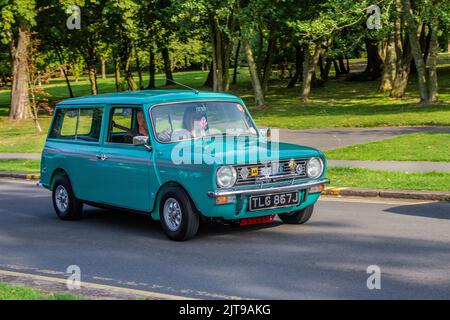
[96,154,108,161]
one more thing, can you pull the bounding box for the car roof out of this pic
[56,90,241,106]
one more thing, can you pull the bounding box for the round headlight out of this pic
[216,166,237,188]
[306,157,323,178]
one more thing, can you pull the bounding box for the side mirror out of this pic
[133,135,152,151]
[259,127,271,141]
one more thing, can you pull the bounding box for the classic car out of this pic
[39,90,329,240]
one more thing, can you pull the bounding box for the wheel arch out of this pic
[151,181,201,220]
[49,168,70,191]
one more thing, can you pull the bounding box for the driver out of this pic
[113,109,148,144]
[136,109,149,136]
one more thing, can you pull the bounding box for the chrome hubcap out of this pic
[163,198,182,231]
[55,185,69,212]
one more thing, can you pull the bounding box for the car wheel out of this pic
[159,187,199,241]
[52,176,83,220]
[278,204,314,224]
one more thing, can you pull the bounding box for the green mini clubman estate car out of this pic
[39,90,329,241]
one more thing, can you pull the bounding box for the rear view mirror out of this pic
[259,127,271,141]
[133,136,152,151]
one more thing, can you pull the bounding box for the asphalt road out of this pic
[0,178,449,299]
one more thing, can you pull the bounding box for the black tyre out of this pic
[278,205,314,224]
[159,187,199,241]
[52,176,83,220]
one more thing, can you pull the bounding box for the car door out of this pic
[71,106,106,202]
[46,106,105,202]
[95,105,159,212]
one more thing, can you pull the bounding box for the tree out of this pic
[0,0,37,120]
[103,0,141,91]
[402,0,442,104]
[36,1,75,98]
[242,37,265,107]
[58,0,106,94]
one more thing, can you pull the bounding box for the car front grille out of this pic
[235,159,309,186]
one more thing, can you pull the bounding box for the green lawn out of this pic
[326,132,450,162]
[0,159,41,172]
[326,167,450,192]
[0,282,80,300]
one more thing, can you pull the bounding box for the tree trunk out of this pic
[125,56,138,91]
[54,44,74,98]
[147,47,156,89]
[363,38,383,79]
[135,48,143,89]
[101,58,107,80]
[242,38,265,107]
[9,21,31,120]
[161,46,174,86]
[333,59,342,76]
[338,56,348,74]
[426,18,439,103]
[114,56,121,92]
[301,42,324,102]
[88,65,98,94]
[402,0,428,102]
[255,27,264,77]
[204,61,214,87]
[390,0,413,98]
[261,34,276,93]
[320,58,333,82]
[208,11,232,92]
[209,13,224,91]
[84,42,98,95]
[232,38,241,85]
[379,36,397,93]
[287,44,304,88]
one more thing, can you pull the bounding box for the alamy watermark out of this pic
[366,5,382,30]
[366,265,381,290]
[169,128,280,165]
[66,5,81,30]
[66,265,81,290]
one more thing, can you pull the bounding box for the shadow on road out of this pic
[82,206,289,239]
[384,201,450,220]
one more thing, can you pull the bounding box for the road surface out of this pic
[0,178,449,299]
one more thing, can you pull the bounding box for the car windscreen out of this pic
[150,101,258,143]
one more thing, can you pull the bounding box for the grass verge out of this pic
[0,282,80,300]
[326,132,450,162]
[326,167,450,192]
[0,159,40,172]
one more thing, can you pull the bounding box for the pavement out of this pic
[276,126,450,150]
[1,178,449,299]
[1,126,449,173]
[0,153,40,160]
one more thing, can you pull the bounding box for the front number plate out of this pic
[249,192,299,211]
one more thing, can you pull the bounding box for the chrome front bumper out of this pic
[207,178,330,197]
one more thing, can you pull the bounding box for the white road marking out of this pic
[0,269,194,300]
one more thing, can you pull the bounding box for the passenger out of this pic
[182,106,207,138]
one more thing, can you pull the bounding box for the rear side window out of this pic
[49,108,103,142]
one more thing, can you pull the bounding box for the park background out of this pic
[0,0,449,193]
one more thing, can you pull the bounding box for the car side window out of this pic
[108,106,148,144]
[49,107,103,142]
